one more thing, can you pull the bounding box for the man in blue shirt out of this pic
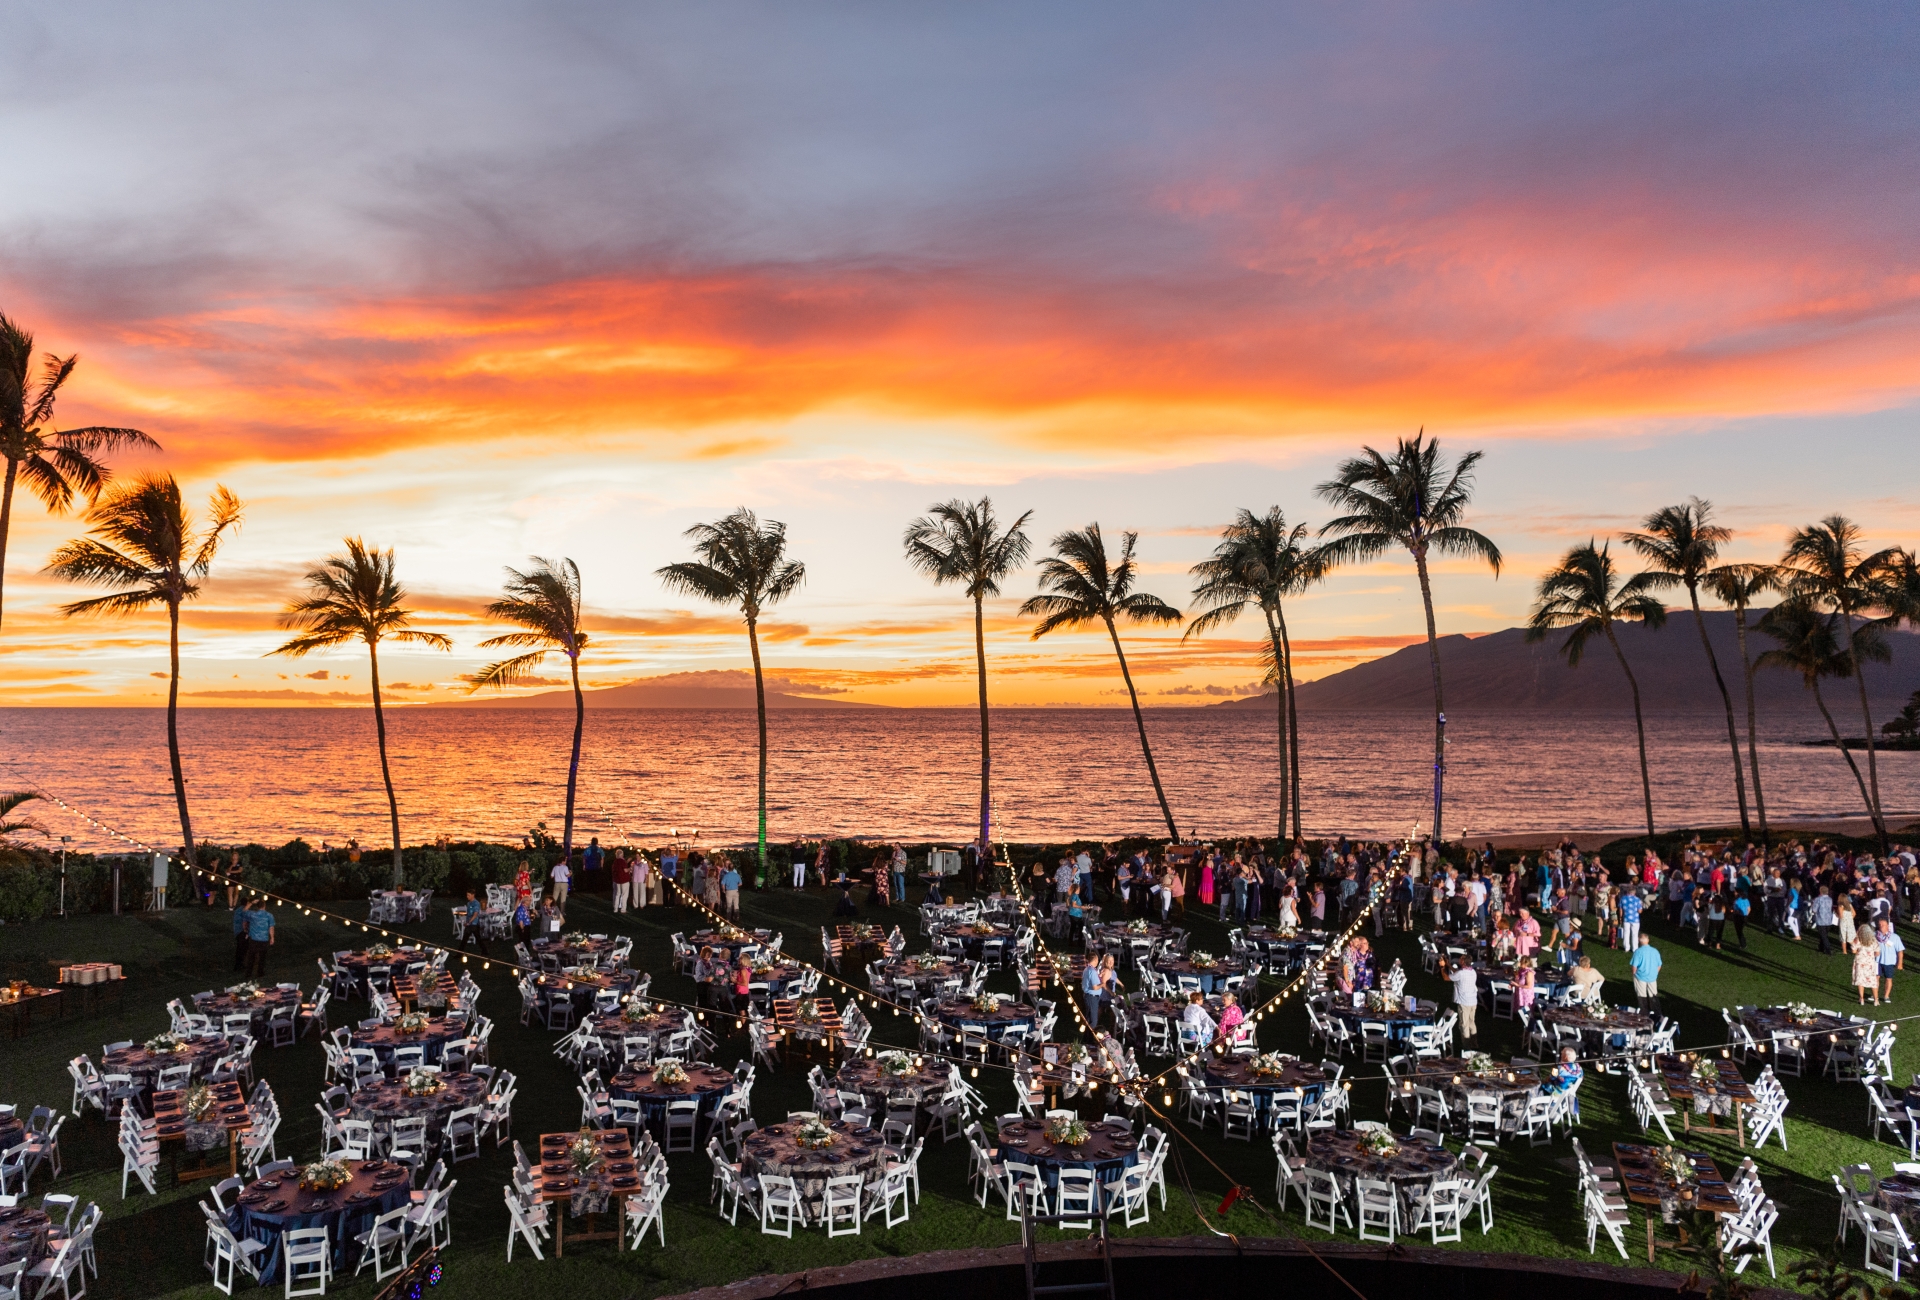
[1877,918,1905,1003]
[1628,935,1662,1015]
[244,901,276,978]
[458,889,490,957]
[1618,889,1643,952]
[583,837,604,889]
[1081,958,1105,1032]
[661,849,680,908]
[720,862,742,920]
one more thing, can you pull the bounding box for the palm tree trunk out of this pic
[368,641,404,887]
[1812,675,1875,820]
[0,457,16,632]
[166,598,197,870]
[1106,617,1178,840]
[747,615,769,877]
[1276,601,1303,842]
[562,652,584,867]
[1603,623,1656,838]
[1689,588,1750,839]
[1261,607,1291,843]
[1734,606,1768,843]
[1413,547,1447,842]
[1837,612,1889,848]
[974,592,992,850]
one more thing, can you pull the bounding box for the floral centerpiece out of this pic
[1249,1052,1291,1079]
[1359,1129,1400,1157]
[394,1011,430,1036]
[852,924,881,942]
[971,992,1005,1015]
[415,977,450,1010]
[1784,1001,1819,1025]
[967,923,997,936]
[621,999,654,1023]
[1045,1117,1090,1146]
[567,1129,603,1176]
[225,981,263,998]
[403,1068,445,1097]
[566,964,599,979]
[750,956,778,975]
[794,1115,837,1149]
[1061,1041,1091,1067]
[183,1084,217,1120]
[300,1159,352,1191]
[1691,1057,1723,1089]
[876,1050,919,1079]
[1657,1145,1698,1187]
[144,1033,186,1053]
[653,1057,690,1086]
[1189,951,1219,971]
[1126,919,1150,935]
[795,998,823,1025]
[565,933,594,949]
[1462,1052,1498,1077]
[366,943,394,960]
[1365,991,1405,1014]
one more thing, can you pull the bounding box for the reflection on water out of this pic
[1,706,1914,851]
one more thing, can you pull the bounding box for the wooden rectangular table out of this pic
[0,988,64,1038]
[1611,1142,1743,1261]
[153,1082,252,1183]
[531,1130,638,1255]
[771,998,842,1059]
[1653,1055,1755,1147]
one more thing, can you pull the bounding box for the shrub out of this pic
[0,851,54,923]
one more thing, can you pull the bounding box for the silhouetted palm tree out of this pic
[1317,431,1501,843]
[903,497,1032,851]
[1757,597,1888,823]
[1,313,160,629]
[658,510,805,878]
[1526,541,1666,837]
[0,791,46,845]
[1623,499,1750,838]
[273,539,452,885]
[1703,562,1779,843]
[1185,507,1325,841]
[1022,524,1182,839]
[1779,517,1896,847]
[46,474,243,867]
[470,558,590,865]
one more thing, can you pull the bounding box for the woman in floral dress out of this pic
[1853,925,1882,1005]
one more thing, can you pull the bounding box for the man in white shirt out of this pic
[1181,991,1217,1050]
[1449,961,1479,1042]
[550,859,571,915]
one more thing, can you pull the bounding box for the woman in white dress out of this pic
[1275,882,1300,933]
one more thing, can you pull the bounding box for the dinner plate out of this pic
[541,1180,569,1193]
[612,1176,639,1187]
[348,1192,375,1205]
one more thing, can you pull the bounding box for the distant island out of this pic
[1218,610,1918,714]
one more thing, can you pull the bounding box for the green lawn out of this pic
[2,867,1912,1299]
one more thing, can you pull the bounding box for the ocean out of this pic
[3,706,1916,854]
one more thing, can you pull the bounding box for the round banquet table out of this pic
[534,935,623,968]
[103,1036,233,1094]
[196,986,302,1033]
[1454,959,1572,1000]
[874,956,971,995]
[1088,921,1171,953]
[348,1070,489,1142]
[228,1158,413,1284]
[834,1056,955,1111]
[1305,1129,1458,1222]
[1242,928,1329,975]
[586,1008,694,1059]
[332,948,431,997]
[934,924,1016,961]
[738,962,806,999]
[534,970,636,1020]
[0,1204,51,1270]
[351,1018,464,1072]
[688,929,774,963]
[608,1062,735,1137]
[1539,1004,1654,1050]
[1149,954,1249,994]
[1879,1173,1920,1233]
[742,1120,888,1222]
[1324,998,1437,1042]
[1202,1055,1328,1109]
[934,998,1037,1042]
[995,1117,1139,1189]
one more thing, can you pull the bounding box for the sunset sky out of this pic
[3,3,1917,707]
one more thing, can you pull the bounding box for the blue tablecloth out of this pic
[228,1160,411,1284]
[995,1118,1139,1189]
[1327,999,1437,1042]
[608,1063,735,1138]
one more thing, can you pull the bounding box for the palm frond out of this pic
[467,650,553,692]
[1115,592,1182,624]
[1425,525,1504,575]
[656,561,740,604]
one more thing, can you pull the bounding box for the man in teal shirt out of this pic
[244,901,276,978]
[1629,935,1662,1015]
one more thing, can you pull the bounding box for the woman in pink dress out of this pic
[1513,908,1541,958]
[1198,856,1215,907]
[1513,958,1537,1012]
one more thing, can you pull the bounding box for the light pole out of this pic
[58,837,71,918]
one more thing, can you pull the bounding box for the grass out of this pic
[3,866,1915,1300]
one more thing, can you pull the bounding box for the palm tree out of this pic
[1622,499,1751,839]
[1757,598,1889,823]
[0,791,47,845]
[902,498,1033,851]
[1703,563,1779,843]
[1021,524,1183,839]
[1525,542,1667,837]
[470,558,589,866]
[46,474,243,867]
[1316,431,1501,843]
[271,539,452,885]
[658,510,805,879]
[1,313,161,629]
[1779,517,1897,847]
[1185,507,1325,841]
